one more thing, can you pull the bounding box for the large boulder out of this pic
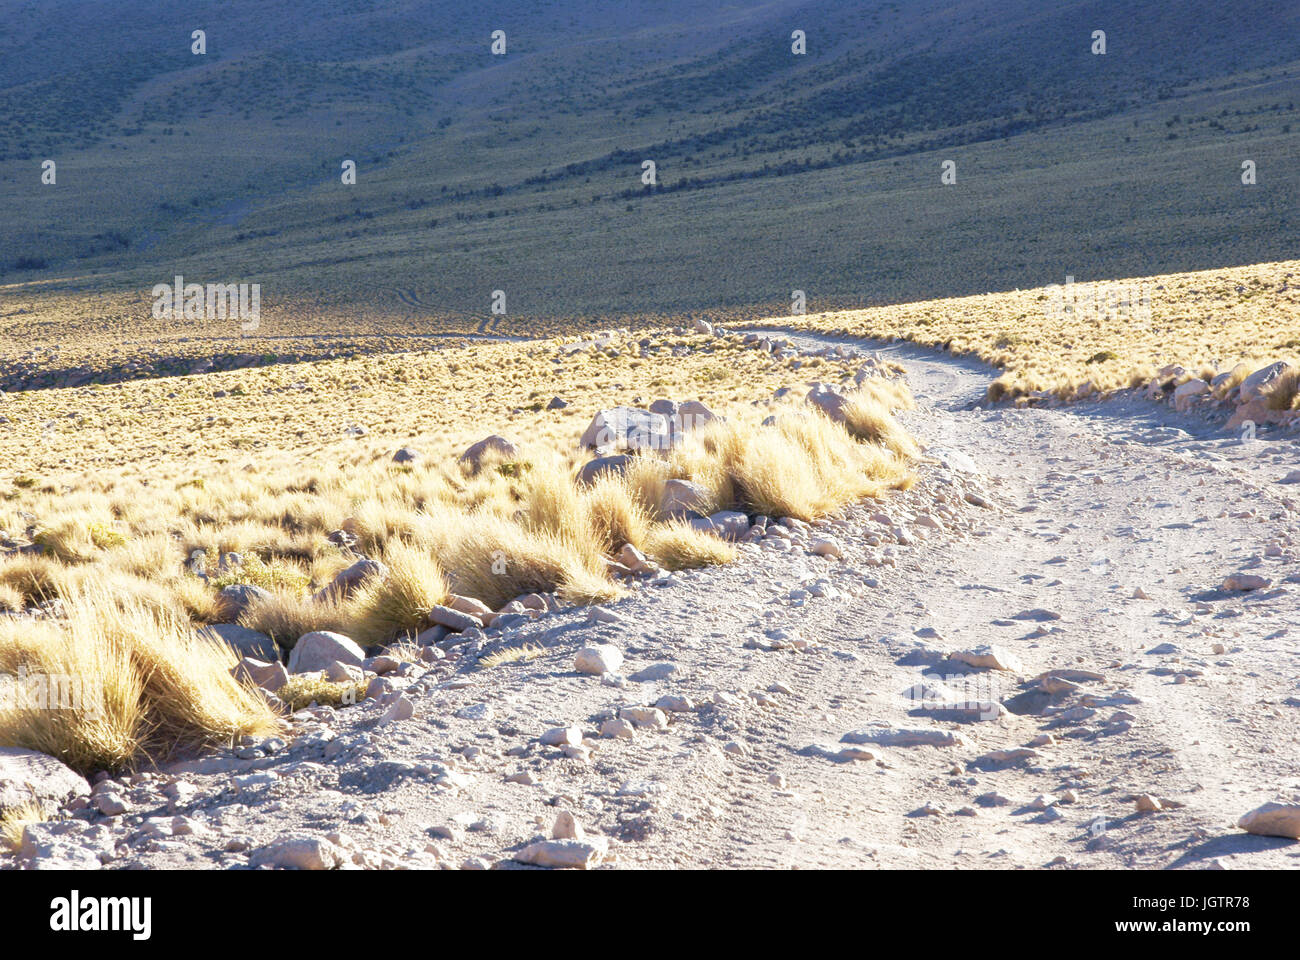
[674,400,719,432]
[805,384,849,423]
[648,399,679,417]
[660,479,711,519]
[459,435,519,471]
[199,623,279,661]
[1173,378,1209,412]
[0,747,89,816]
[1238,802,1300,839]
[216,583,272,621]
[287,631,366,674]
[392,446,422,464]
[688,510,751,541]
[312,557,386,603]
[580,407,671,453]
[575,454,631,486]
[1239,361,1290,404]
[231,657,289,693]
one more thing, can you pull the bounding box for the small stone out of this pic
[552,811,584,841]
[540,726,583,747]
[948,645,1024,672]
[93,792,129,817]
[575,644,623,675]
[249,835,345,870]
[378,696,414,725]
[617,707,668,731]
[809,538,843,559]
[515,837,608,870]
[1223,573,1271,592]
[599,718,636,739]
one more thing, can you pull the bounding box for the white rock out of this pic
[617,707,668,731]
[515,837,608,869]
[288,631,365,674]
[575,644,623,675]
[378,696,414,725]
[1238,802,1300,839]
[1223,573,1271,591]
[540,726,583,747]
[948,645,1024,672]
[0,747,90,816]
[552,811,584,841]
[809,537,843,558]
[249,835,346,870]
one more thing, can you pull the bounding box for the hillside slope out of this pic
[2,0,1298,324]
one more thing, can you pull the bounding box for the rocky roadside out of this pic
[5,331,1300,870]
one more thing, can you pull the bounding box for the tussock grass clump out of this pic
[210,553,310,594]
[0,583,22,613]
[347,540,448,645]
[586,473,651,552]
[643,521,737,570]
[0,588,280,774]
[277,675,365,711]
[1262,368,1300,411]
[478,643,546,670]
[0,801,46,852]
[422,508,623,609]
[240,591,351,648]
[673,413,911,522]
[840,381,920,458]
[0,554,65,606]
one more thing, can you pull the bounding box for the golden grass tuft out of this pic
[1262,368,1300,411]
[0,800,46,852]
[585,473,652,552]
[477,643,546,670]
[277,675,366,711]
[347,540,448,645]
[239,590,351,648]
[643,521,737,570]
[840,382,920,458]
[671,412,911,522]
[0,586,280,774]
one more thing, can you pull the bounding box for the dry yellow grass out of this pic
[0,586,280,774]
[0,328,918,768]
[771,259,1300,401]
[478,643,546,670]
[0,800,46,852]
[642,522,737,570]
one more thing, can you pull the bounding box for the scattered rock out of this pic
[288,631,366,674]
[1237,802,1300,839]
[313,557,387,602]
[459,435,519,471]
[575,644,623,675]
[200,623,278,662]
[948,645,1024,672]
[515,837,608,870]
[249,835,345,870]
[0,748,89,816]
[1223,573,1271,592]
